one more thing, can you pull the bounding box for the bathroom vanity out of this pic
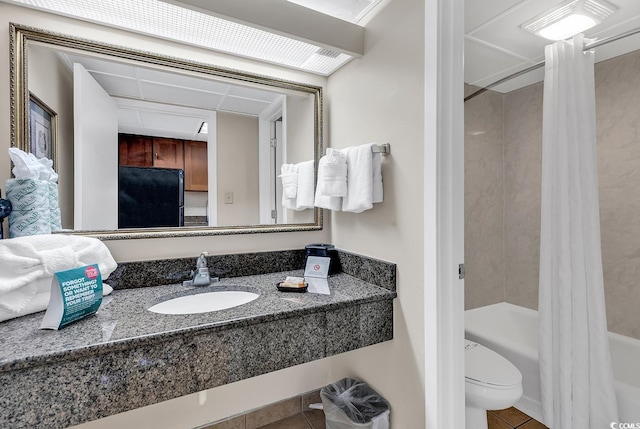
[0,249,396,429]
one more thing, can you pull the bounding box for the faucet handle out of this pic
[197,252,209,269]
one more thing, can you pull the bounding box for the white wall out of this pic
[216,112,260,226]
[327,0,427,426]
[26,43,74,228]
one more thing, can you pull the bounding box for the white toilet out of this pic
[464,340,523,429]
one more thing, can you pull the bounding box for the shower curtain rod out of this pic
[464,25,640,102]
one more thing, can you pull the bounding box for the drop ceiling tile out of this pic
[137,67,231,94]
[465,0,526,33]
[139,111,203,133]
[117,109,141,126]
[464,38,528,85]
[470,0,565,60]
[490,67,545,93]
[219,96,271,115]
[67,54,139,77]
[226,85,280,102]
[89,72,141,98]
[139,81,224,110]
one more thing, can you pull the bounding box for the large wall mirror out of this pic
[9,24,322,240]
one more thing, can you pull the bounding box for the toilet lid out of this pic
[465,340,522,388]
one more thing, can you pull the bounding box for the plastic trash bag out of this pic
[321,378,390,429]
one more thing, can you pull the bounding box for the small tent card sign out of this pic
[40,264,103,330]
[304,256,331,295]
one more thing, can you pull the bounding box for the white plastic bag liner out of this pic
[321,378,390,429]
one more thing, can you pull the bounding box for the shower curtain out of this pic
[538,34,618,428]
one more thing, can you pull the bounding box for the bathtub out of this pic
[465,302,640,423]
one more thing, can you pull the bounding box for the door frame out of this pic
[424,0,465,427]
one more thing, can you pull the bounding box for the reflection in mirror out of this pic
[10,25,322,239]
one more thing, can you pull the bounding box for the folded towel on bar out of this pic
[342,143,384,213]
[282,160,315,211]
[319,148,347,197]
[279,164,299,200]
[0,234,117,313]
[314,155,342,211]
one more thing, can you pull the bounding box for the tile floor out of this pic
[488,407,548,429]
[204,394,546,429]
[201,390,325,429]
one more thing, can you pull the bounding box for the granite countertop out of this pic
[0,270,395,374]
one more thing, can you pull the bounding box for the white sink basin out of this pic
[148,290,260,315]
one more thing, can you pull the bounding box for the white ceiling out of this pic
[61,52,282,139]
[465,0,640,93]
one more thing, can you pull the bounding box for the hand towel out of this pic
[295,160,315,210]
[342,143,376,213]
[319,148,347,197]
[279,164,299,200]
[0,234,117,312]
[314,156,342,211]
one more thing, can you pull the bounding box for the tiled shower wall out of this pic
[464,49,640,340]
[464,85,505,310]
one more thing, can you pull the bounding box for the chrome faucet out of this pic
[183,252,218,287]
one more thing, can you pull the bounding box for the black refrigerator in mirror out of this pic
[118,166,184,228]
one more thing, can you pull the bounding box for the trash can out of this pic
[320,378,390,429]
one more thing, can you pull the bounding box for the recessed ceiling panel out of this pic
[286,0,381,23]
[7,0,353,75]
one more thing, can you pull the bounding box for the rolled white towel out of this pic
[0,234,117,312]
[319,148,347,197]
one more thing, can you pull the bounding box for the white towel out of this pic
[282,160,315,211]
[314,156,342,211]
[319,148,347,197]
[342,143,382,213]
[295,160,315,210]
[0,280,113,322]
[0,234,117,313]
[279,164,299,200]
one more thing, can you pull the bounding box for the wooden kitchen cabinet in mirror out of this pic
[153,138,184,169]
[10,24,322,239]
[118,134,152,167]
[184,141,208,192]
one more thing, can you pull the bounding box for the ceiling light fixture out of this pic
[522,0,617,41]
[4,0,352,75]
